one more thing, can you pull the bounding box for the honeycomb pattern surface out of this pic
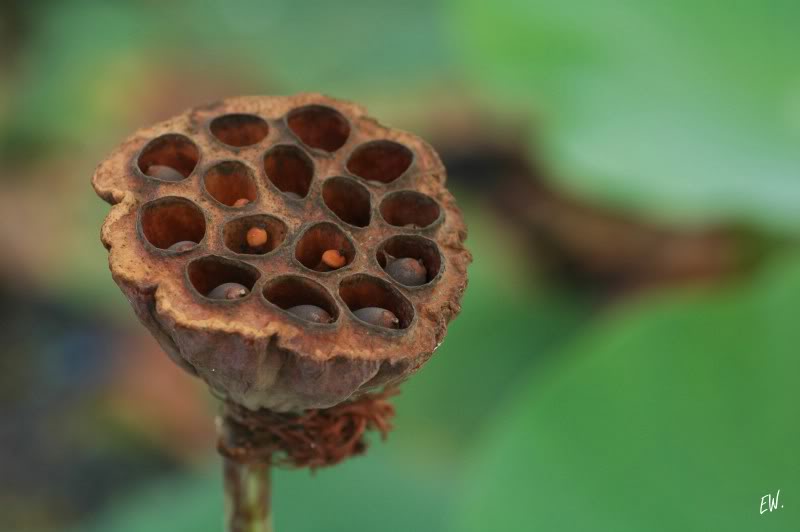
[93,94,470,412]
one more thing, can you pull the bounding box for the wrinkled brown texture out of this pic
[218,388,397,469]
[93,94,470,412]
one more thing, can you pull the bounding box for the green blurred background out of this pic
[1,1,798,530]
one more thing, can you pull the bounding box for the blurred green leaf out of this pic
[451,0,800,233]
[449,253,800,531]
[186,0,455,97]
[0,2,153,162]
[74,445,452,532]
[0,0,454,164]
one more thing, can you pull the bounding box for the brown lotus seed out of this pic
[246,227,268,248]
[386,257,427,286]
[167,240,197,252]
[286,304,333,324]
[233,198,250,207]
[146,164,184,182]
[321,249,346,270]
[207,282,249,300]
[353,307,400,329]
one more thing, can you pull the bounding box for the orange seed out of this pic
[321,249,346,269]
[246,227,268,248]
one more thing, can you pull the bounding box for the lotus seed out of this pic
[147,164,184,182]
[321,249,346,270]
[207,282,249,300]
[167,240,196,252]
[353,307,400,329]
[386,257,426,286]
[287,304,333,324]
[246,227,269,248]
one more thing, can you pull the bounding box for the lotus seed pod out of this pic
[93,94,470,412]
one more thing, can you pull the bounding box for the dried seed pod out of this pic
[93,94,470,412]
[208,282,249,300]
[287,304,333,324]
[385,256,427,286]
[353,307,400,329]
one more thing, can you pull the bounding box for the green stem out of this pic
[223,458,273,532]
